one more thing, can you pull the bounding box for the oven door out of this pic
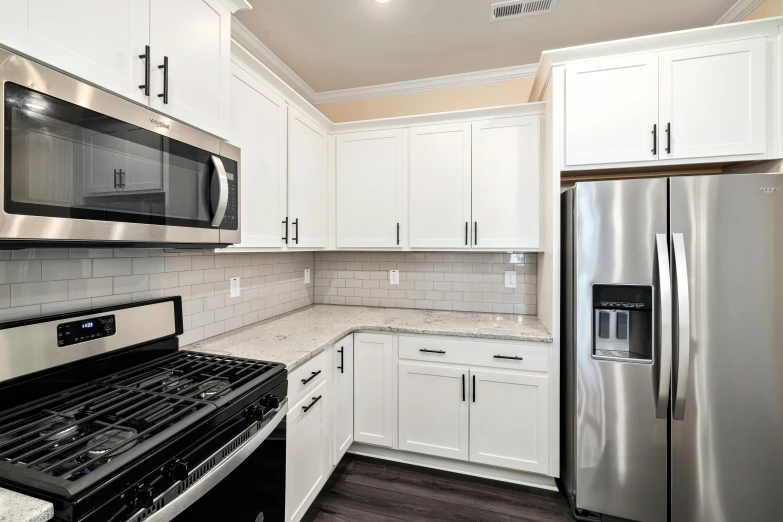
[0,50,239,247]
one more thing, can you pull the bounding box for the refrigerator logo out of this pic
[149,118,170,130]
[760,187,781,194]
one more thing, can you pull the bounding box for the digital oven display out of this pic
[57,315,116,347]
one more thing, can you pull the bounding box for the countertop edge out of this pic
[0,487,54,522]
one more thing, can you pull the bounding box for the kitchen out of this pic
[0,0,780,521]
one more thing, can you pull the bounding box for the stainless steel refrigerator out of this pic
[561,173,783,522]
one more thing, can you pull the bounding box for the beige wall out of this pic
[744,0,782,20]
[316,77,534,123]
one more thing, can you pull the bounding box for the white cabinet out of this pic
[286,379,331,522]
[565,54,659,166]
[332,335,354,463]
[84,125,163,195]
[469,369,549,474]
[0,0,150,105]
[472,117,541,250]
[335,130,403,248]
[409,123,472,249]
[229,63,287,248]
[659,38,767,160]
[398,362,469,460]
[353,333,394,448]
[150,0,231,138]
[288,107,328,249]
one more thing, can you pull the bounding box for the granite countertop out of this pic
[189,305,552,370]
[0,488,53,522]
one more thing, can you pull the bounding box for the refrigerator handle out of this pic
[654,234,672,419]
[671,233,691,420]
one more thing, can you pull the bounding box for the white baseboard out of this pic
[347,442,558,491]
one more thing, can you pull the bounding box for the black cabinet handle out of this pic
[114,169,121,189]
[665,122,671,154]
[282,217,288,242]
[301,370,320,385]
[302,395,322,412]
[462,374,465,402]
[494,355,524,361]
[121,169,126,188]
[419,348,445,354]
[337,347,344,374]
[139,45,150,96]
[472,375,476,402]
[157,56,169,104]
[474,222,478,246]
[293,218,299,244]
[651,124,657,155]
[465,222,468,246]
[397,223,400,245]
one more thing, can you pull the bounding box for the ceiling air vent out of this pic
[490,0,559,21]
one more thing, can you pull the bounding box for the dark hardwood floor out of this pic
[301,455,575,522]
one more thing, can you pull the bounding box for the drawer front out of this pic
[398,336,549,373]
[289,349,330,406]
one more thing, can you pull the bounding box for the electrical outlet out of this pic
[505,271,517,289]
[389,270,400,285]
[230,277,241,298]
[304,268,311,284]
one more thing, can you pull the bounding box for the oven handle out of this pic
[143,399,287,522]
[210,155,229,227]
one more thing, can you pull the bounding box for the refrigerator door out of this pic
[670,174,783,522]
[571,179,668,522]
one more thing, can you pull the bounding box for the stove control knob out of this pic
[259,394,280,410]
[137,484,154,509]
[168,460,189,481]
[246,405,266,422]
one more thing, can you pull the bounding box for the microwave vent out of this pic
[490,0,559,21]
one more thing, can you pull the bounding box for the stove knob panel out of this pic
[137,484,154,509]
[168,459,189,481]
[245,405,266,422]
[259,394,281,410]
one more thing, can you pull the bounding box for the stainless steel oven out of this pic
[0,48,240,248]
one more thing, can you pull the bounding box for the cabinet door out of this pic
[286,380,330,522]
[659,38,767,160]
[229,64,287,248]
[353,333,394,448]
[288,107,328,249]
[565,54,659,166]
[398,362,469,460]
[0,0,150,105]
[150,0,231,138]
[335,130,403,248]
[409,123,472,249]
[333,335,354,463]
[85,125,163,195]
[472,117,541,250]
[469,369,549,474]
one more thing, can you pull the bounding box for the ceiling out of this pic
[237,0,739,93]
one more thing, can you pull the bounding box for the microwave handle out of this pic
[210,155,229,227]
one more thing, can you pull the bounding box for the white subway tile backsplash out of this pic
[42,259,91,281]
[0,285,9,308]
[113,275,149,294]
[0,260,42,284]
[132,257,165,275]
[92,258,132,277]
[12,281,68,306]
[68,278,113,300]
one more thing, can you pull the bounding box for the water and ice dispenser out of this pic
[592,285,653,361]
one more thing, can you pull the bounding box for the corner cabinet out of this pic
[335,130,403,248]
[288,108,328,249]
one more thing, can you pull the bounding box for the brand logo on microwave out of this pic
[150,118,170,130]
[760,187,781,194]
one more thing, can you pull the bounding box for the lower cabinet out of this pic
[286,378,330,522]
[332,335,354,463]
[353,333,394,447]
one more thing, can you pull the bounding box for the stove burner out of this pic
[86,428,137,459]
[198,379,231,400]
[39,419,79,442]
[162,376,193,394]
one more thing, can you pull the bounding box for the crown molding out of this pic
[231,18,318,103]
[221,0,252,14]
[311,64,538,105]
[714,0,765,24]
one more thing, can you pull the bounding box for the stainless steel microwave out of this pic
[0,48,239,248]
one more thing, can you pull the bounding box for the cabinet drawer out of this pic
[398,336,549,373]
[288,349,330,406]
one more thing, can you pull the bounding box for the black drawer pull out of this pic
[462,374,465,402]
[472,374,476,402]
[157,56,169,104]
[651,124,657,155]
[302,395,322,412]
[301,370,321,385]
[494,355,524,361]
[139,45,150,96]
[282,217,288,242]
[419,349,446,354]
[293,218,299,244]
[337,347,344,373]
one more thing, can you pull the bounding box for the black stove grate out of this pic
[0,351,276,481]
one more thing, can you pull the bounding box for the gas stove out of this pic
[0,297,288,522]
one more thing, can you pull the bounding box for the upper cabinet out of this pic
[472,117,542,250]
[229,63,287,248]
[0,0,233,138]
[288,107,328,249]
[409,123,472,249]
[564,38,769,169]
[150,0,232,138]
[335,129,403,248]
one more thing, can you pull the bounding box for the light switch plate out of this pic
[304,268,311,284]
[504,271,517,289]
[230,277,241,298]
[389,270,400,285]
